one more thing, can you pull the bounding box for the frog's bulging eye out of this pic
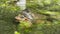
[20,16,24,18]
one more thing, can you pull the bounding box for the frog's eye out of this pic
[25,18,28,20]
[20,16,24,18]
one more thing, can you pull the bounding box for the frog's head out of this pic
[15,14,29,22]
